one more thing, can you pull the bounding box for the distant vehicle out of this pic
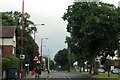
[111,69,120,74]
[98,69,105,73]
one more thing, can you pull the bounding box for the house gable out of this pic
[0,26,16,57]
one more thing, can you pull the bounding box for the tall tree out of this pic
[63,2,120,74]
[54,48,69,71]
[49,60,55,70]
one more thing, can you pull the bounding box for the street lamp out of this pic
[33,24,45,67]
[20,0,24,79]
[33,24,36,68]
[32,23,45,77]
[40,38,48,64]
[47,49,50,74]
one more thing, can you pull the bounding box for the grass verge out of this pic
[70,71,119,78]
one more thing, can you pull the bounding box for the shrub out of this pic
[5,54,20,69]
[2,57,10,70]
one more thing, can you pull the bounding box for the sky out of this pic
[0,0,120,59]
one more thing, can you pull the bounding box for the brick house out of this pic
[0,26,16,57]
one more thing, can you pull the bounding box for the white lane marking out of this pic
[62,73,72,80]
[49,75,52,78]
[64,76,66,78]
[46,75,52,80]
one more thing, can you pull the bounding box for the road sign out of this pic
[20,54,25,59]
[34,56,38,61]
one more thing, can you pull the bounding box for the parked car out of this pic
[111,69,120,74]
[98,69,105,73]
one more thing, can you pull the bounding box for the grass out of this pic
[70,71,120,78]
[92,73,119,78]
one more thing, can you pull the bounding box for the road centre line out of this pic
[45,75,52,80]
[62,73,72,80]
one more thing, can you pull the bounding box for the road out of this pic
[48,71,96,80]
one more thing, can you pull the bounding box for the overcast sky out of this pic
[0,0,119,59]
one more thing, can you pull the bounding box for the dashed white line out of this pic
[62,73,72,80]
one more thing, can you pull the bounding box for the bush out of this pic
[5,54,20,69]
[2,57,11,71]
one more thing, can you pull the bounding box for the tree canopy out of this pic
[63,2,120,74]
[54,48,69,70]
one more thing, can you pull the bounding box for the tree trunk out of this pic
[89,64,92,74]
[93,61,98,75]
[93,53,98,75]
[79,66,82,73]
[83,65,85,72]
[87,64,89,72]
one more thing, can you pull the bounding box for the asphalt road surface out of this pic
[48,71,96,80]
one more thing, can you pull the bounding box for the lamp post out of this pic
[40,38,48,64]
[20,0,24,79]
[33,24,36,68]
[33,24,44,67]
[47,49,50,74]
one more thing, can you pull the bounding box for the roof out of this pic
[0,26,16,38]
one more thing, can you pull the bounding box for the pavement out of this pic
[23,71,50,79]
[0,71,50,80]
[0,71,51,80]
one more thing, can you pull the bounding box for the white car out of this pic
[98,69,105,73]
[111,69,120,74]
